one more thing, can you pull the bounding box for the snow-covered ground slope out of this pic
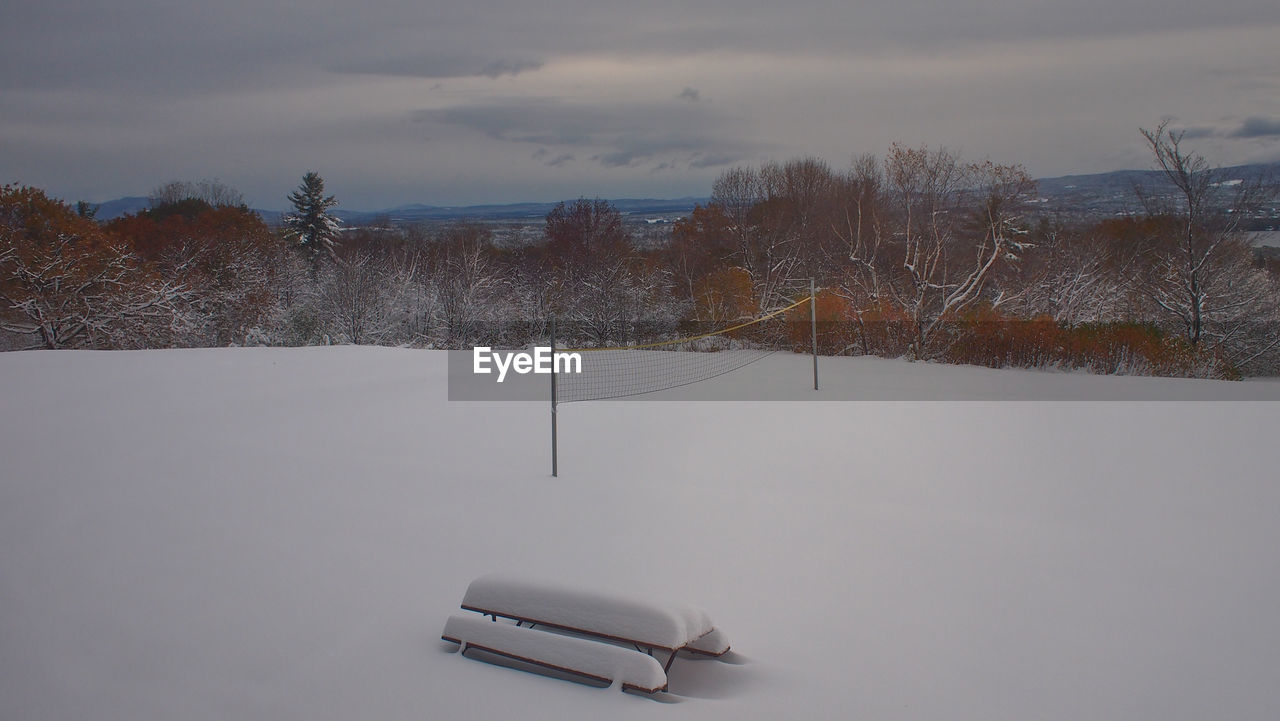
[2,347,1279,721]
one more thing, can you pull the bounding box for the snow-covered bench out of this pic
[442,614,669,693]
[443,574,730,692]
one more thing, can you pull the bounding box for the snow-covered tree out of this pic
[833,146,1033,359]
[1,185,186,349]
[107,202,288,347]
[1136,121,1279,351]
[284,172,340,266]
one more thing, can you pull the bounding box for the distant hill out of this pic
[90,196,150,220]
[88,195,709,225]
[84,162,1279,226]
[1038,161,1280,193]
[330,197,709,226]
[1034,162,1280,220]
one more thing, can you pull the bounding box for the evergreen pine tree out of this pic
[284,171,340,264]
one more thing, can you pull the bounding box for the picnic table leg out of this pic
[663,648,681,674]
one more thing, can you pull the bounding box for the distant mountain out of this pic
[84,161,1279,227]
[331,197,709,226]
[90,196,150,220]
[1039,161,1279,193]
[1034,162,1280,220]
[87,195,710,225]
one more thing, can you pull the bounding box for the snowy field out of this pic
[3,347,1280,721]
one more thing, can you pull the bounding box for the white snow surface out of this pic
[461,573,716,651]
[2,347,1280,720]
[442,613,667,692]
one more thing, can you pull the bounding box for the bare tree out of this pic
[316,251,400,345]
[149,179,245,209]
[559,253,676,346]
[1137,120,1280,355]
[1014,222,1139,325]
[833,147,1034,358]
[711,164,803,310]
[665,204,735,301]
[1,185,187,349]
[760,157,838,279]
[432,224,502,347]
[544,198,628,266]
[833,154,892,353]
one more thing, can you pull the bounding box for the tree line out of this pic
[3,124,1278,376]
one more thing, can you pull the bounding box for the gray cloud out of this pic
[416,98,757,170]
[1229,116,1280,139]
[7,1,1275,95]
[336,54,544,80]
[479,59,544,78]
[532,148,576,167]
[1174,116,1280,141]
[1178,126,1220,139]
[593,150,645,168]
[3,0,1280,206]
[690,152,742,169]
[416,100,596,146]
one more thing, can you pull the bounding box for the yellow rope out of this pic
[563,296,811,352]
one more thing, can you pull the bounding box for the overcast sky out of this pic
[3,1,1279,209]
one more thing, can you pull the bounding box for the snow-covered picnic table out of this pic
[442,574,731,693]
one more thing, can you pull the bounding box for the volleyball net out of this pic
[553,296,813,403]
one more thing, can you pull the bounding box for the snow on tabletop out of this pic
[443,614,667,692]
[684,627,730,655]
[462,574,716,651]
